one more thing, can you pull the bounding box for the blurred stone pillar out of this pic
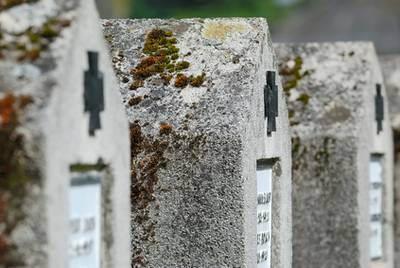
[95,0,130,18]
[380,55,400,268]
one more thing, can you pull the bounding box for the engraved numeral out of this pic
[257,249,268,263]
[257,192,271,205]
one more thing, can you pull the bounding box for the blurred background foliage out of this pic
[96,0,400,54]
[130,0,302,24]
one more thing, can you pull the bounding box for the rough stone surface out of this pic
[275,42,393,268]
[0,0,130,267]
[103,18,292,268]
[380,54,400,268]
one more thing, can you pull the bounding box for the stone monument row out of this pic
[274,42,394,268]
[2,0,400,267]
[0,0,130,267]
[102,18,293,268]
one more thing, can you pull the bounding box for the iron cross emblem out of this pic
[84,51,104,136]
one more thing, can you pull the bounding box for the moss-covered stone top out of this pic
[129,28,205,91]
[0,0,75,97]
[102,18,269,136]
[274,42,376,136]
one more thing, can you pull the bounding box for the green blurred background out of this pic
[129,0,301,23]
[96,0,400,54]
[97,0,302,24]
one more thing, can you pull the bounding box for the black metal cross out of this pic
[84,51,104,136]
[375,83,384,135]
[264,71,279,135]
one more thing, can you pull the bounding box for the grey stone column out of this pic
[103,18,292,268]
[0,0,131,267]
[275,42,393,268]
[380,54,400,268]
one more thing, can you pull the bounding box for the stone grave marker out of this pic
[275,42,394,268]
[103,18,292,268]
[0,0,130,267]
[380,54,400,268]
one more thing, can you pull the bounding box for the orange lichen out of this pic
[189,73,206,87]
[161,74,172,85]
[130,121,169,268]
[0,93,34,186]
[128,96,143,106]
[130,80,144,91]
[17,48,40,62]
[0,94,16,126]
[0,92,34,267]
[130,28,207,91]
[0,17,71,62]
[159,123,172,135]
[131,55,167,79]
[174,73,189,88]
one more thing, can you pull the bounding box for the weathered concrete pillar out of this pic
[380,54,400,268]
[275,42,393,268]
[103,18,292,268]
[0,0,130,267]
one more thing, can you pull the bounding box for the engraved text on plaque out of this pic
[369,156,383,260]
[69,173,102,268]
[257,164,272,268]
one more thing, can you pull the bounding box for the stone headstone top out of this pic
[275,42,376,137]
[103,18,292,268]
[0,1,130,267]
[103,18,272,133]
[274,42,393,268]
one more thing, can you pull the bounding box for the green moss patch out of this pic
[297,93,310,105]
[0,93,35,266]
[0,17,71,62]
[70,161,107,173]
[278,56,314,126]
[189,73,206,87]
[279,56,309,94]
[130,29,205,90]
[0,0,37,11]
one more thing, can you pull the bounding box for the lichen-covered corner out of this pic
[102,18,273,267]
[275,43,369,129]
[1,0,132,267]
[274,42,388,268]
[0,93,38,266]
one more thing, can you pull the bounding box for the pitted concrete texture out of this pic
[103,18,292,268]
[275,42,393,268]
[0,0,130,267]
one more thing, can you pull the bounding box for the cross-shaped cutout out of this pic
[84,51,104,136]
[264,71,279,135]
[375,84,384,135]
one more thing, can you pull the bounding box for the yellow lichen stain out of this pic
[202,21,248,41]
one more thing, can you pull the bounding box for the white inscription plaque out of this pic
[69,173,102,268]
[257,164,272,268]
[369,156,383,260]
